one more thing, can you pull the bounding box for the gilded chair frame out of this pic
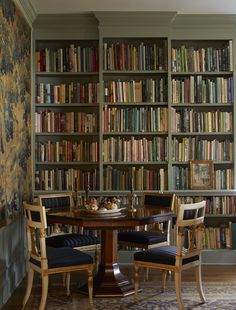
[134,200,206,310]
[23,202,93,310]
[119,192,176,250]
[37,192,101,254]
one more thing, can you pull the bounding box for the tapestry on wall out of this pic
[0,0,31,223]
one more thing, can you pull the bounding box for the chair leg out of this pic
[175,271,184,310]
[145,268,149,281]
[62,273,66,287]
[88,268,93,305]
[66,272,71,296]
[195,265,206,303]
[95,248,99,271]
[134,264,139,300]
[162,270,168,292]
[22,266,34,307]
[39,275,48,310]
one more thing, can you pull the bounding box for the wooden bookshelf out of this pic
[32,12,236,264]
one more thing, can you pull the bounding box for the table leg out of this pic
[92,229,135,297]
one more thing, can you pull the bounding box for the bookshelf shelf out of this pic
[103,102,168,106]
[103,70,168,75]
[171,103,233,107]
[102,161,168,165]
[35,162,99,165]
[36,72,99,76]
[171,132,233,136]
[172,161,234,165]
[171,71,233,76]
[35,104,99,107]
[102,132,168,136]
[35,133,99,136]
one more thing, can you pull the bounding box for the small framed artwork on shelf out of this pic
[189,160,214,190]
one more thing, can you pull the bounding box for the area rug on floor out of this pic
[20,280,236,310]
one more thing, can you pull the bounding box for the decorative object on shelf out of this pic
[85,184,90,200]
[189,160,214,190]
[127,176,137,213]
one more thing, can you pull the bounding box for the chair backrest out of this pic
[142,192,176,212]
[176,200,206,265]
[141,193,176,239]
[23,202,48,269]
[37,193,74,213]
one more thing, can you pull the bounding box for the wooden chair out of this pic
[118,192,176,280]
[37,193,100,266]
[134,200,206,310]
[118,192,175,247]
[22,202,93,310]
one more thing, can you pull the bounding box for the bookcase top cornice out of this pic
[94,11,177,26]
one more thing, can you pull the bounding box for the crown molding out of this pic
[33,13,99,40]
[14,0,37,25]
[95,11,177,26]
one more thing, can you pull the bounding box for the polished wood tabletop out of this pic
[47,207,173,297]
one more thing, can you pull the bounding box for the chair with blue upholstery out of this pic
[22,202,93,310]
[118,192,175,281]
[37,193,100,266]
[118,192,176,250]
[118,192,176,280]
[133,200,206,310]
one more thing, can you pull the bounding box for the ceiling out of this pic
[29,0,236,15]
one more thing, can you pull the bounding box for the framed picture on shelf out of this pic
[189,160,214,190]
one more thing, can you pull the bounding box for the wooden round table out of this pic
[47,208,172,297]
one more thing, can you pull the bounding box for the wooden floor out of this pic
[3,265,236,309]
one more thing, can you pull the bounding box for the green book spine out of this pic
[230,222,236,250]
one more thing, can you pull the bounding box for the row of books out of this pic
[203,225,230,249]
[35,45,99,72]
[103,106,168,132]
[103,166,167,191]
[35,111,98,133]
[103,41,167,71]
[171,137,233,162]
[171,109,232,133]
[172,76,233,104]
[36,82,100,104]
[173,167,234,190]
[103,78,167,103]
[170,223,236,249]
[103,136,168,162]
[36,140,99,162]
[171,41,233,72]
[35,168,99,191]
[177,196,236,215]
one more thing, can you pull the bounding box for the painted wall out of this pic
[0,0,31,306]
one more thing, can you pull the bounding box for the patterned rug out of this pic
[8,274,236,310]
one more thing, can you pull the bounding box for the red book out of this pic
[40,50,45,72]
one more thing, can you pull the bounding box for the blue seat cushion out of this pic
[46,233,99,248]
[118,231,167,245]
[30,247,93,269]
[134,246,199,266]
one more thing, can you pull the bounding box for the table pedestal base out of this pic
[92,263,135,297]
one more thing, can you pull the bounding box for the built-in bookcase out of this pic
[34,40,100,192]
[170,39,234,191]
[102,37,169,191]
[32,13,236,263]
[170,39,235,256]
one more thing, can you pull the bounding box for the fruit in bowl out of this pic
[100,197,119,210]
[85,197,99,211]
[84,196,120,212]
[104,201,118,210]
